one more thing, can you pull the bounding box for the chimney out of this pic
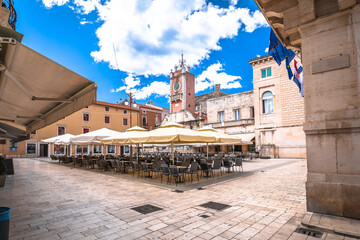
[215,84,220,97]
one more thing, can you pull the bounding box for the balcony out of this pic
[2,0,17,30]
[171,93,183,102]
[211,118,255,128]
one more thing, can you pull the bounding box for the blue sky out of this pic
[16,0,269,108]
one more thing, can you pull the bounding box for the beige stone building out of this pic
[0,101,168,157]
[254,0,360,220]
[249,55,306,158]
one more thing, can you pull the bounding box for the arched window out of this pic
[262,91,273,114]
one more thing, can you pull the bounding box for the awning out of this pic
[0,122,28,142]
[0,40,97,134]
[232,132,255,145]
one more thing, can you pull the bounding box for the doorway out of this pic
[40,144,49,157]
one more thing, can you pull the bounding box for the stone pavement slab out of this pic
[0,158,357,240]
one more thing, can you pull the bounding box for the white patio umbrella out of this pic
[71,128,121,159]
[42,133,74,144]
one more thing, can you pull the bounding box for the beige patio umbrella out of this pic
[140,122,216,164]
[197,126,242,160]
[101,126,148,161]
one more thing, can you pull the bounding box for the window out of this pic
[250,107,255,118]
[84,106,89,109]
[124,145,130,154]
[93,145,102,154]
[195,105,199,111]
[76,145,88,155]
[261,67,272,78]
[83,113,90,122]
[9,140,18,151]
[142,116,147,126]
[105,106,109,112]
[234,109,240,120]
[58,126,66,135]
[123,118,128,126]
[108,145,116,154]
[142,110,146,114]
[218,111,224,122]
[26,143,36,154]
[262,91,274,114]
[83,127,90,134]
[31,130,37,135]
[105,115,110,124]
[54,144,65,155]
[124,110,127,114]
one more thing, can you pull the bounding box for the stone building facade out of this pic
[249,55,306,158]
[254,0,360,219]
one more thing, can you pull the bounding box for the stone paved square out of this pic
[0,158,356,239]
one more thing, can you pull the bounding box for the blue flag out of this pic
[269,30,295,79]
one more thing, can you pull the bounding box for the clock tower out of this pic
[169,54,195,114]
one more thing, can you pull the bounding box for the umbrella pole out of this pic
[103,144,106,161]
[82,146,83,160]
[206,143,209,161]
[171,142,174,165]
[137,144,139,162]
[141,143,144,158]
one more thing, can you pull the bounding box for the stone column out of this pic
[301,6,360,219]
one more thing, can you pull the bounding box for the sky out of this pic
[15,0,270,108]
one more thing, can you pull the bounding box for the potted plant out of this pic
[0,155,6,187]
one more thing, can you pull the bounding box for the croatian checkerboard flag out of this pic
[293,60,304,97]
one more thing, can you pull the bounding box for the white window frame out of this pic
[76,145,89,155]
[93,145,103,154]
[105,106,110,112]
[142,116,147,126]
[218,111,224,122]
[124,145,130,155]
[107,145,116,154]
[261,67,272,78]
[142,110,147,114]
[234,109,240,121]
[26,142,37,155]
[54,144,66,155]
[262,91,274,114]
[57,125,66,136]
[82,112,90,122]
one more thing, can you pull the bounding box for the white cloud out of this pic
[82,0,268,76]
[42,0,69,8]
[111,74,141,92]
[195,62,241,93]
[131,81,170,100]
[265,47,269,53]
[229,0,238,6]
[256,54,260,57]
[74,0,100,14]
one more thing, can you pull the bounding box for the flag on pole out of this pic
[269,30,295,79]
[293,60,304,97]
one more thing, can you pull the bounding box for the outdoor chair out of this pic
[169,165,185,186]
[109,160,120,173]
[161,164,170,184]
[200,161,213,178]
[223,160,234,173]
[132,161,141,178]
[96,159,105,171]
[185,162,199,183]
[234,157,243,172]
[140,162,152,178]
[151,161,162,179]
[212,159,222,176]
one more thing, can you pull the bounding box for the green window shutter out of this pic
[261,69,266,78]
[267,67,272,77]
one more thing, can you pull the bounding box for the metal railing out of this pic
[2,0,17,30]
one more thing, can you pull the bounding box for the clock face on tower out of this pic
[173,81,181,92]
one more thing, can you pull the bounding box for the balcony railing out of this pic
[210,118,254,128]
[2,0,17,30]
[170,93,183,102]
